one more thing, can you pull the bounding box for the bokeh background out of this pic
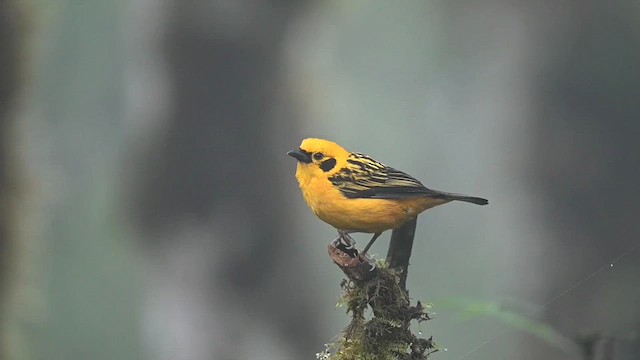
[1,1,639,359]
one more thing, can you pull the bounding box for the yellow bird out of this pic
[287,138,488,254]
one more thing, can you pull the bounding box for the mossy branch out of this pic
[323,219,436,360]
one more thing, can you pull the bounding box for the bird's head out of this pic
[287,138,349,180]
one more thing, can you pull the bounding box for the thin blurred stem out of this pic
[386,218,417,292]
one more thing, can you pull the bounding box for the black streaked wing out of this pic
[329,153,443,199]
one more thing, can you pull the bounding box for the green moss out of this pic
[319,263,436,360]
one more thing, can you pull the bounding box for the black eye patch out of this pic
[320,158,337,172]
[313,153,324,161]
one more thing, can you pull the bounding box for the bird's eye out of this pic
[313,153,324,161]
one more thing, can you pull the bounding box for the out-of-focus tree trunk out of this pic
[130,1,322,359]
[433,1,640,358]
[0,1,24,357]
[526,2,640,359]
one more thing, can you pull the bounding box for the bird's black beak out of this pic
[287,149,312,164]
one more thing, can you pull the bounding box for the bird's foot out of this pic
[337,230,356,246]
[331,231,374,270]
[356,251,376,271]
[332,231,358,258]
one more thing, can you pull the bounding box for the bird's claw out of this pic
[331,236,353,248]
[357,251,376,271]
[331,232,360,258]
[337,231,356,246]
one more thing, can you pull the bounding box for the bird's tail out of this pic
[432,192,489,205]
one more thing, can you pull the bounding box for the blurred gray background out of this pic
[1,1,639,359]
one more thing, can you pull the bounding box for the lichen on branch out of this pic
[318,260,436,360]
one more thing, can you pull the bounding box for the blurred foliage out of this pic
[437,297,581,356]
